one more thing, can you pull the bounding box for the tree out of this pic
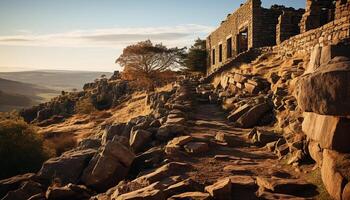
[116,40,186,89]
[184,38,207,73]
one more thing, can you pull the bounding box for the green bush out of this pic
[0,118,49,179]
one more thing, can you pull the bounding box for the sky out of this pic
[0,0,305,72]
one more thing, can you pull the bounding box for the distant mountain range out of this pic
[0,70,113,112]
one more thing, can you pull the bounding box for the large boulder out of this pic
[36,149,96,185]
[297,56,350,115]
[81,140,135,192]
[302,112,350,153]
[321,150,350,200]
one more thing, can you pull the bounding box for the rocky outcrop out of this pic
[298,43,350,200]
[20,73,130,124]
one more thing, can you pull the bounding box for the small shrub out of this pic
[75,98,96,114]
[44,135,77,156]
[0,118,49,179]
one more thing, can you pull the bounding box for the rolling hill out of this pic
[0,70,113,91]
[0,70,113,112]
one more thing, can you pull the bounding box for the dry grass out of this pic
[107,92,151,124]
[44,134,77,156]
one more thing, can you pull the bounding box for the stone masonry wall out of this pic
[206,0,256,74]
[274,14,350,58]
[276,10,304,45]
[206,0,289,75]
[335,0,350,20]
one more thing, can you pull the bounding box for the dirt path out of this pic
[180,102,319,199]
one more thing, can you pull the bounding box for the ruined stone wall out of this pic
[276,10,304,45]
[206,0,257,74]
[206,0,286,75]
[299,0,335,33]
[275,14,350,57]
[253,7,282,47]
[335,0,350,20]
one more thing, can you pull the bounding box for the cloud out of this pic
[0,24,214,48]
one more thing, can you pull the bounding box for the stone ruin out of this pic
[206,0,350,75]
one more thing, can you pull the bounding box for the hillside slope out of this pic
[0,78,57,112]
[0,70,113,91]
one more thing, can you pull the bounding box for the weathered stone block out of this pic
[321,150,350,200]
[302,112,350,153]
[297,58,350,115]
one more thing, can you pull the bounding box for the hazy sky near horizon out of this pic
[0,0,305,72]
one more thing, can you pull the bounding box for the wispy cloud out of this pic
[0,24,214,48]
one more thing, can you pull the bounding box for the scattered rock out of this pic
[129,129,152,153]
[227,104,251,122]
[164,178,203,197]
[2,181,43,200]
[168,192,211,200]
[205,178,232,200]
[113,181,165,200]
[215,132,240,147]
[165,136,193,155]
[0,173,35,198]
[256,176,316,197]
[46,184,91,200]
[236,102,272,128]
[156,124,185,142]
[135,162,192,185]
[184,142,209,154]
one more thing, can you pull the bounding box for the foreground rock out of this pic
[168,192,211,200]
[81,140,135,192]
[256,176,316,197]
[114,181,165,200]
[0,173,35,198]
[36,149,97,185]
[205,178,232,200]
[46,184,92,200]
[297,56,350,115]
[2,181,43,200]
